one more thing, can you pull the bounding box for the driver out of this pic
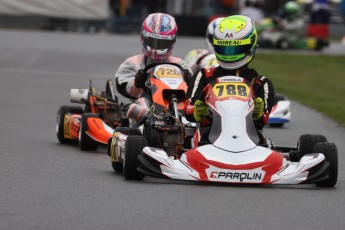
[185,15,275,133]
[115,13,192,99]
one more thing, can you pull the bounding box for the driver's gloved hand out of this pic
[193,100,209,123]
[253,97,264,121]
[134,69,147,88]
[183,69,192,84]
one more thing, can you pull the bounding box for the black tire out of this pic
[314,142,338,187]
[79,113,99,151]
[297,134,327,160]
[123,136,147,180]
[114,127,142,136]
[269,123,284,128]
[278,38,289,49]
[56,105,83,144]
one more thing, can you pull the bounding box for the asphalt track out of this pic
[0,30,344,230]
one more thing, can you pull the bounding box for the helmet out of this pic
[206,17,225,52]
[141,13,177,61]
[213,15,257,70]
[283,1,300,20]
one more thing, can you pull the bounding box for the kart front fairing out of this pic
[85,117,114,144]
[139,145,326,184]
[138,76,329,184]
[268,100,291,125]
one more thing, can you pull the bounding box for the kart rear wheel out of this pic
[123,136,147,180]
[297,134,327,160]
[79,113,99,151]
[314,142,338,187]
[56,105,83,144]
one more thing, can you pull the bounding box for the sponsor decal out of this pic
[63,115,71,139]
[214,38,251,46]
[209,171,263,182]
[92,119,101,130]
[225,33,233,38]
[219,77,243,82]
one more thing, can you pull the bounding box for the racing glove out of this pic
[134,69,147,88]
[193,100,209,123]
[253,97,264,121]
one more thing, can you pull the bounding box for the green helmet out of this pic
[213,15,257,70]
[284,1,300,19]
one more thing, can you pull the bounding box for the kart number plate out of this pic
[212,82,250,99]
[154,65,183,79]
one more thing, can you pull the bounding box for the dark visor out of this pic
[213,44,252,56]
[143,36,176,50]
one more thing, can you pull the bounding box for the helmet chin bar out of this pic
[217,56,249,70]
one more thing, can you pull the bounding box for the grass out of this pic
[251,52,345,127]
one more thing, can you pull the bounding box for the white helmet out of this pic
[213,15,258,70]
[206,17,225,53]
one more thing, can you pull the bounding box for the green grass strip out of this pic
[251,52,345,127]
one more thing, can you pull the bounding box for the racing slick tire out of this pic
[296,134,327,160]
[123,135,147,180]
[108,127,142,173]
[79,113,99,151]
[56,105,83,144]
[114,127,142,136]
[314,142,338,187]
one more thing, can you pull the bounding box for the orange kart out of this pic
[56,80,128,151]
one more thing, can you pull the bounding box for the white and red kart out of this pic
[109,76,338,187]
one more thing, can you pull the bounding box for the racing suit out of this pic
[115,54,192,99]
[185,66,275,131]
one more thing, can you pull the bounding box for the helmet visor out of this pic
[143,32,176,50]
[214,44,253,56]
[213,37,254,56]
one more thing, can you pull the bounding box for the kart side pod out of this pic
[127,103,150,125]
[70,89,88,104]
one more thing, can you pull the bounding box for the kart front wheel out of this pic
[56,105,83,144]
[123,136,147,180]
[297,134,327,160]
[314,142,338,187]
[79,113,99,151]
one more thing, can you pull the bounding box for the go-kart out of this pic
[256,18,328,50]
[117,75,337,187]
[56,79,127,151]
[268,93,291,127]
[108,62,195,175]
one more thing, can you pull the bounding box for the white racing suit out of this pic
[115,54,192,99]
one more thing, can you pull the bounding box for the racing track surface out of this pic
[0,30,344,230]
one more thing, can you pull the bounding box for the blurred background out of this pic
[0,0,344,39]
